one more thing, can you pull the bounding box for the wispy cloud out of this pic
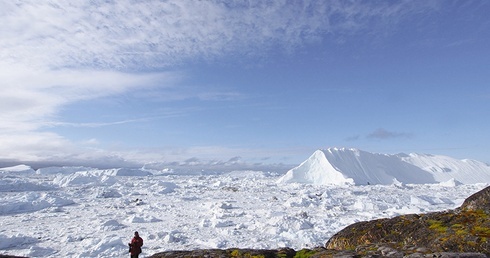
[366,128,413,140]
[345,135,361,142]
[0,1,441,70]
[46,119,150,129]
[0,65,178,131]
[46,110,189,128]
[0,1,439,165]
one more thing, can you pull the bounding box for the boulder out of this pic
[460,186,490,213]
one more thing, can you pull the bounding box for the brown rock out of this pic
[460,186,490,213]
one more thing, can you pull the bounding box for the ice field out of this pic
[0,162,488,257]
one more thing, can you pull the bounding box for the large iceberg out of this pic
[278,148,490,185]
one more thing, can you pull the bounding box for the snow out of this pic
[36,166,93,175]
[0,192,74,215]
[0,150,489,257]
[398,153,490,184]
[0,164,35,174]
[278,148,490,185]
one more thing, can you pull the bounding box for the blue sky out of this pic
[1,1,489,169]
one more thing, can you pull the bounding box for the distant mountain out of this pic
[277,148,490,185]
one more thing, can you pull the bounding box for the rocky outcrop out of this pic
[148,247,390,258]
[326,186,490,256]
[148,248,297,258]
[149,247,487,257]
[460,186,490,213]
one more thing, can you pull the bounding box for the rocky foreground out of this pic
[149,186,490,258]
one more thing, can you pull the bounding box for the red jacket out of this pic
[130,236,143,255]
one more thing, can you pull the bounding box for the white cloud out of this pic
[0,64,178,131]
[0,63,180,163]
[0,131,74,161]
[0,1,441,70]
[0,0,441,165]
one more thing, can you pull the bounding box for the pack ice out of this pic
[0,149,489,257]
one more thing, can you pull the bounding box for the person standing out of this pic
[128,231,143,258]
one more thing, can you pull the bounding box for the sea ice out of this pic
[0,160,488,257]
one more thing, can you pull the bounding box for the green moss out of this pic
[451,223,464,229]
[276,249,294,258]
[229,250,267,258]
[467,241,478,248]
[428,220,448,234]
[293,249,317,258]
[472,226,490,237]
[455,229,467,236]
[460,209,488,224]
